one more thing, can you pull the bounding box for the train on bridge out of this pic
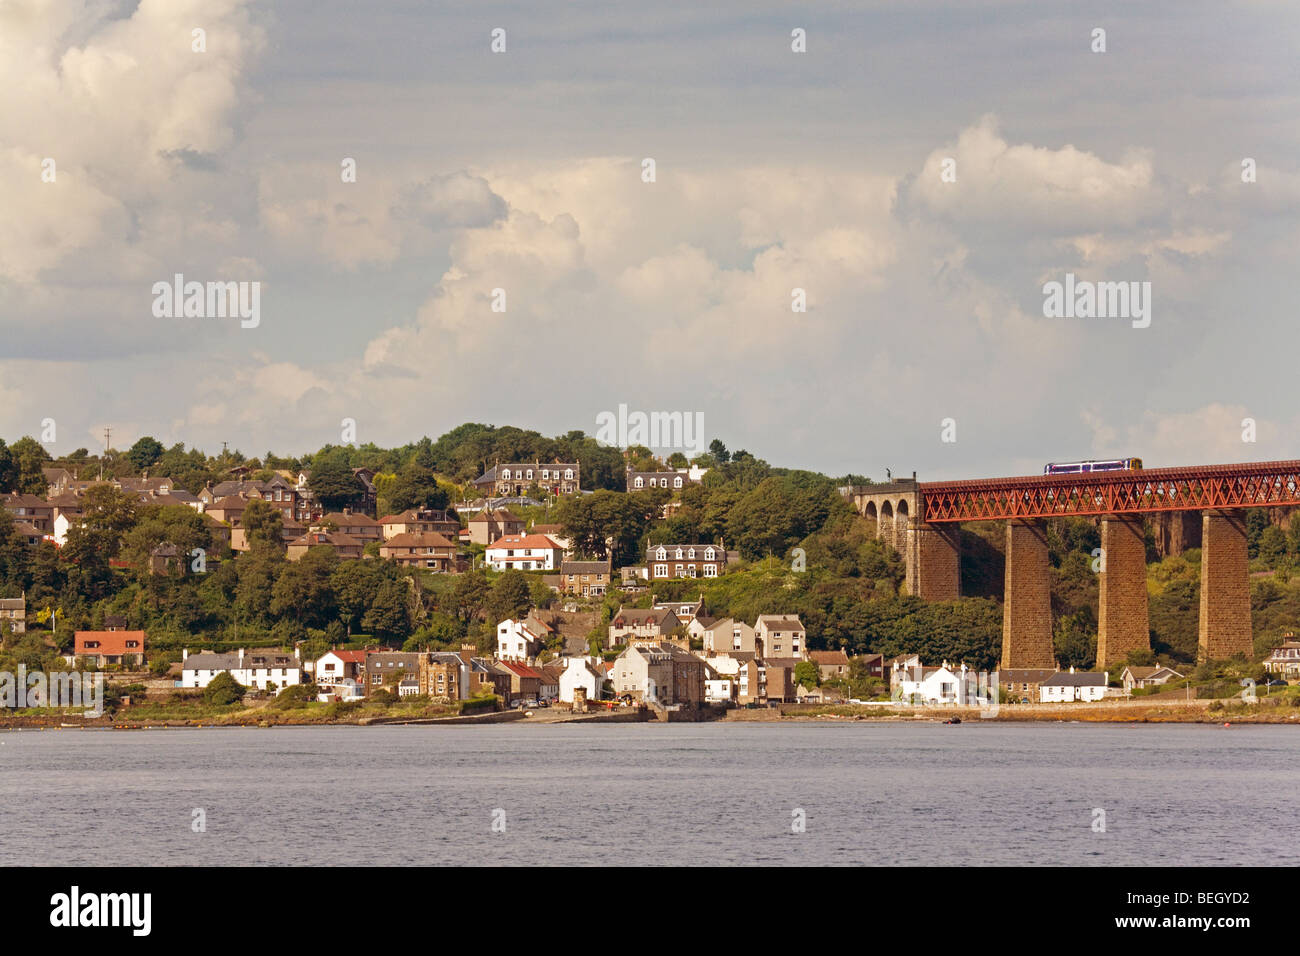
[1043,457,1142,475]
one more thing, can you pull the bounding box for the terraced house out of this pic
[474,461,581,497]
[646,543,728,580]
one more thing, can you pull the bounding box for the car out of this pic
[509,699,525,709]
[523,698,538,708]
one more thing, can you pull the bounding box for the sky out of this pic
[1,0,1298,480]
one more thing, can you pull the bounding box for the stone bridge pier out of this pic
[849,481,960,602]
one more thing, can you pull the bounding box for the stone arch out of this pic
[895,499,910,553]
[861,500,879,537]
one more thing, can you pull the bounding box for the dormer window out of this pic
[705,549,715,560]
[656,548,667,560]
[565,470,573,479]
[674,477,683,488]
[526,470,533,480]
[502,469,511,480]
[688,548,695,558]
[675,548,683,559]
[634,477,644,488]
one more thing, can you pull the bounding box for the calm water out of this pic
[2,722,1296,866]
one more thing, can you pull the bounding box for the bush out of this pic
[203,671,246,706]
[271,683,319,709]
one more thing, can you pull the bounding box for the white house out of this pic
[484,533,564,571]
[893,662,985,706]
[559,656,606,703]
[1040,668,1109,702]
[180,647,303,693]
[1120,665,1183,694]
[497,618,546,662]
[705,678,736,703]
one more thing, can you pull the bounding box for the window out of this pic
[502,469,511,479]
[674,477,683,488]
[675,548,683,559]
[634,477,643,488]
[654,564,668,578]
[705,549,715,560]
[703,565,717,578]
[565,470,573,479]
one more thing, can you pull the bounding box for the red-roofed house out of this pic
[485,534,564,571]
[314,649,366,688]
[70,630,146,667]
[500,660,545,703]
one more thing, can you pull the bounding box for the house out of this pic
[893,662,984,706]
[204,494,250,526]
[313,650,366,688]
[467,508,525,545]
[738,657,802,704]
[0,596,25,635]
[473,461,580,497]
[530,524,571,550]
[797,683,846,704]
[318,511,382,544]
[755,615,806,660]
[808,649,851,680]
[538,664,563,702]
[70,630,146,667]
[558,559,612,597]
[497,618,546,662]
[608,607,680,649]
[1263,641,1300,680]
[625,466,705,492]
[858,653,888,682]
[1120,665,1184,694]
[180,646,303,693]
[286,531,365,561]
[705,678,736,704]
[2,493,53,533]
[652,595,706,624]
[559,656,606,703]
[611,642,706,706]
[701,618,756,656]
[997,668,1058,703]
[500,660,546,703]
[42,467,74,497]
[379,532,460,571]
[472,657,514,699]
[1039,668,1109,703]
[645,543,727,580]
[484,533,563,571]
[363,652,421,693]
[379,508,461,541]
[417,651,470,700]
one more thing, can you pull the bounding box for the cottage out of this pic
[180,646,302,692]
[1039,669,1109,703]
[1119,665,1184,694]
[558,559,612,597]
[497,618,547,662]
[1263,641,1300,681]
[70,630,146,668]
[808,649,851,680]
[559,656,606,704]
[0,596,26,635]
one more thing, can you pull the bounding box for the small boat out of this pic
[944,716,962,725]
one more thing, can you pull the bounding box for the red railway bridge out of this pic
[846,460,1300,669]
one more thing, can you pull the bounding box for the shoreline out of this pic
[3,698,1298,729]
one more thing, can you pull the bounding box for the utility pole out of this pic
[99,425,111,480]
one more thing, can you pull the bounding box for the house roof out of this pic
[486,533,561,551]
[381,532,457,549]
[321,512,381,527]
[1041,672,1107,687]
[561,559,612,574]
[808,650,850,666]
[501,660,546,680]
[74,631,145,656]
[320,649,366,664]
[997,668,1057,682]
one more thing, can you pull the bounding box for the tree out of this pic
[241,499,284,552]
[387,463,450,513]
[1259,525,1287,567]
[271,546,339,629]
[203,671,246,706]
[309,455,364,512]
[0,440,15,493]
[124,436,165,473]
[709,439,730,464]
[794,660,820,690]
[363,578,413,642]
[486,570,532,623]
[8,436,51,494]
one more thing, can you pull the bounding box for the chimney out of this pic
[1069,665,1075,674]
[238,647,245,664]
[182,648,188,662]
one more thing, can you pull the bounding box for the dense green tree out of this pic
[203,671,246,706]
[8,436,51,494]
[124,436,165,473]
[309,451,365,512]
[486,570,532,623]
[363,578,413,642]
[387,463,450,513]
